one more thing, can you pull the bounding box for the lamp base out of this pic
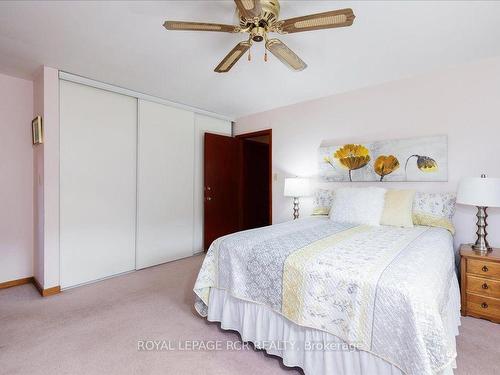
[471,244,493,255]
[293,197,299,220]
[472,206,492,255]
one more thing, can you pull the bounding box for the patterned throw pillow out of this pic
[312,189,334,216]
[412,192,456,234]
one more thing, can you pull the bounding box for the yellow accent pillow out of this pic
[381,189,415,228]
[312,207,331,216]
[412,213,455,235]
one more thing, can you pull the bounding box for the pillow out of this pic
[329,187,387,226]
[312,189,334,216]
[412,192,456,234]
[381,189,415,228]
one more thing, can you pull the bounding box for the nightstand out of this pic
[460,244,500,323]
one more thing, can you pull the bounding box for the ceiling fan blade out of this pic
[265,39,307,71]
[214,41,251,73]
[163,21,238,33]
[234,0,262,20]
[279,8,355,34]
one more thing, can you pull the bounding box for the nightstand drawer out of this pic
[466,293,500,320]
[468,259,500,279]
[466,275,500,298]
[461,245,500,323]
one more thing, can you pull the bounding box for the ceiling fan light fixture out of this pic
[164,1,355,73]
[251,26,266,42]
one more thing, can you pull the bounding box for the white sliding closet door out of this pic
[60,80,137,288]
[136,100,195,269]
[193,114,232,253]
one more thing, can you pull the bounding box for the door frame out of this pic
[235,129,272,225]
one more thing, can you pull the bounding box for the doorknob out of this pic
[206,197,212,201]
[206,186,211,191]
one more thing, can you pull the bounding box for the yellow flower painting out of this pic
[319,135,447,182]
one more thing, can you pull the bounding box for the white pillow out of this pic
[329,187,387,226]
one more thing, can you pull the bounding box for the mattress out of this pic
[194,217,461,375]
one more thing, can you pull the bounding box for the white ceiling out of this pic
[1,1,500,118]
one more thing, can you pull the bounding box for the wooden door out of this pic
[193,115,232,253]
[204,133,241,250]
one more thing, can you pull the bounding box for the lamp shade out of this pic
[457,176,500,207]
[284,177,310,197]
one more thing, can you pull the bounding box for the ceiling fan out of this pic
[163,0,355,73]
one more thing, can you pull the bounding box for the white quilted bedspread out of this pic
[194,217,460,375]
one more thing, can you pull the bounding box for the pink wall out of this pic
[0,73,34,283]
[235,57,500,250]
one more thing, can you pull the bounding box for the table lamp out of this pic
[457,174,500,254]
[284,177,310,220]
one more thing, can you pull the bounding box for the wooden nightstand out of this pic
[460,244,500,323]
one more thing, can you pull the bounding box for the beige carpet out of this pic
[1,254,499,375]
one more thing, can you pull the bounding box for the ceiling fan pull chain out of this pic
[264,49,268,62]
[248,48,252,62]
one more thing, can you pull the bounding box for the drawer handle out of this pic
[481,302,488,309]
[482,283,489,289]
[482,265,489,272]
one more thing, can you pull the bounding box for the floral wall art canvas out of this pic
[319,135,447,182]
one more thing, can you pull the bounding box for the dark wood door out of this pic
[204,133,241,250]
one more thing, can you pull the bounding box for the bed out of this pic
[194,216,460,375]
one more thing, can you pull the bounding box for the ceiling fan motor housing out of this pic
[239,0,281,34]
